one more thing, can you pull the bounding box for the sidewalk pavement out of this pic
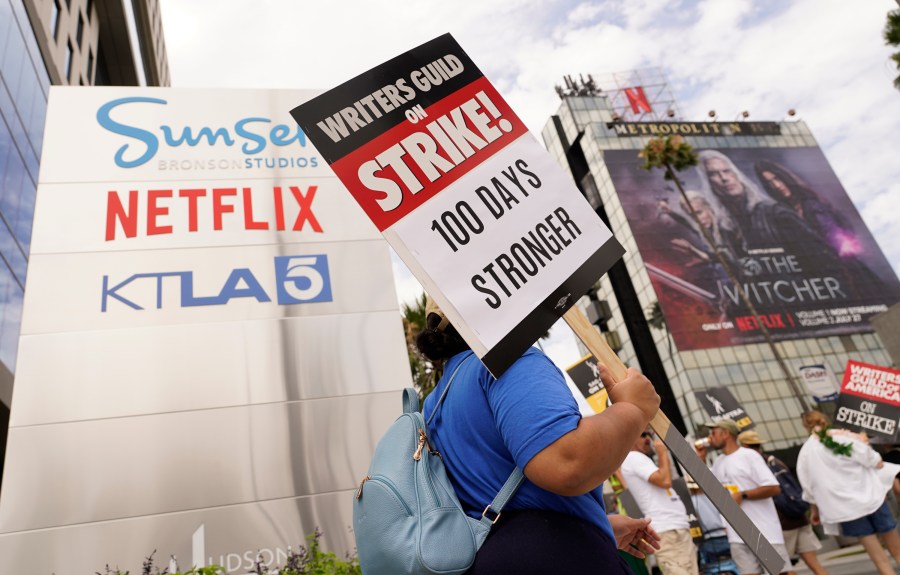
[793,544,885,575]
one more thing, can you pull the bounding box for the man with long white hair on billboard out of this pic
[695,150,819,253]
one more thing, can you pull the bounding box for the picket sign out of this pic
[288,30,782,575]
[564,307,784,575]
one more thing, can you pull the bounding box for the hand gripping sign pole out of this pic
[564,308,783,574]
[290,33,782,575]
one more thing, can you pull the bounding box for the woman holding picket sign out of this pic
[797,411,900,575]
[415,296,662,573]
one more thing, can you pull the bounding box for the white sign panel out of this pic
[0,87,410,575]
[798,363,840,402]
[39,88,332,183]
[291,34,624,375]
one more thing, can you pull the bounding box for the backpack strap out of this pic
[426,352,475,426]
[479,467,525,527]
[426,351,525,526]
[402,387,419,414]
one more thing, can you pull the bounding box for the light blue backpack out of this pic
[353,355,524,575]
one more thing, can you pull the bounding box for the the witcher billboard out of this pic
[605,146,900,351]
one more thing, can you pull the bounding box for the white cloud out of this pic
[567,2,607,25]
[540,317,586,369]
[159,0,900,366]
[390,250,424,309]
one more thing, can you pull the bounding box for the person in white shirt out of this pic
[621,429,699,575]
[797,410,900,575]
[738,429,828,575]
[695,419,791,575]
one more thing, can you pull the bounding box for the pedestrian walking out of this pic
[696,419,792,575]
[738,430,828,575]
[621,428,700,575]
[797,411,900,575]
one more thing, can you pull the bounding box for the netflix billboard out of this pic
[605,146,900,351]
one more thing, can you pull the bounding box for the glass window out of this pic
[695,349,710,367]
[0,269,23,372]
[751,386,768,401]
[714,365,729,383]
[0,0,48,376]
[0,151,24,225]
[51,0,61,40]
[76,13,84,48]
[2,27,26,95]
[13,176,35,252]
[741,363,758,382]
[771,400,789,419]
[733,385,752,403]
[788,418,806,438]
[0,217,27,287]
[65,41,73,82]
[839,334,858,352]
[744,400,762,419]
[747,344,763,361]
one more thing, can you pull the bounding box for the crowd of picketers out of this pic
[611,411,900,575]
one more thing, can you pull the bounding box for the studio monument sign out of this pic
[0,88,411,574]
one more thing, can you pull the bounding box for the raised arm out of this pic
[525,367,660,496]
[647,438,673,489]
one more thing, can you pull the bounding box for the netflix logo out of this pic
[105,184,322,241]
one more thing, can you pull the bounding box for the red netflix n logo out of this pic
[623,86,652,115]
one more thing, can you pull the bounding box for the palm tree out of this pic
[401,294,551,401]
[646,300,676,360]
[886,5,900,90]
[401,293,440,401]
[640,136,810,413]
[646,300,666,331]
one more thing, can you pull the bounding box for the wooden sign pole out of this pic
[563,307,784,575]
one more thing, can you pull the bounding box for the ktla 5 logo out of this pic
[101,255,332,311]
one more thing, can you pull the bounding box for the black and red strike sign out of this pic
[291,37,526,231]
[290,34,623,376]
[836,360,900,441]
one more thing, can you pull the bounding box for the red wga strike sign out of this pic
[836,360,900,441]
[290,34,623,376]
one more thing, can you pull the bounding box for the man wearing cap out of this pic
[621,429,700,575]
[696,419,792,575]
[739,430,828,575]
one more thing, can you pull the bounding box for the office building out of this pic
[0,0,169,478]
[543,77,900,450]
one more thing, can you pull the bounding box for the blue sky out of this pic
[160,0,900,367]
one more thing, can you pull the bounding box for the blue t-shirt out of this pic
[423,348,614,543]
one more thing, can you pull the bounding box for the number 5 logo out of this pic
[274,255,333,305]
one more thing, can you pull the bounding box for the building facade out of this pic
[0,0,169,479]
[543,91,899,451]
